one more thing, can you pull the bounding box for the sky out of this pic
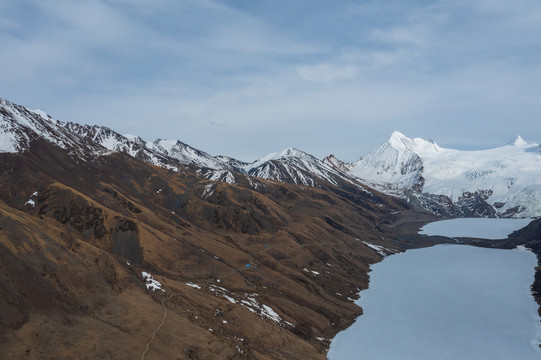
[1,0,541,162]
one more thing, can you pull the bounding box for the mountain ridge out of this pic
[0,97,416,359]
[326,131,541,218]
[2,98,540,218]
[0,98,374,193]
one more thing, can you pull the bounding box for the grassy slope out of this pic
[0,140,414,359]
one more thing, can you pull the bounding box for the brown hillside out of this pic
[0,139,414,359]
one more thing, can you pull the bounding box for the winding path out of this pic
[140,236,365,359]
[141,297,170,360]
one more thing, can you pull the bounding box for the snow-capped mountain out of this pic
[326,131,541,218]
[63,122,147,156]
[323,155,349,173]
[347,131,427,192]
[0,99,238,175]
[5,97,539,218]
[215,155,250,169]
[61,115,252,175]
[61,122,185,170]
[0,99,363,191]
[0,99,105,157]
[148,139,237,171]
[243,148,350,187]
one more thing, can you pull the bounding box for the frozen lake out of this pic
[419,217,532,239]
[328,244,541,359]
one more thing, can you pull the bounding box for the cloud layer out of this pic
[1,0,540,161]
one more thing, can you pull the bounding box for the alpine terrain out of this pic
[0,98,420,359]
[0,98,540,359]
[325,131,541,218]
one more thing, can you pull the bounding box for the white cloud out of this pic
[369,25,431,47]
[297,63,358,83]
[1,0,540,161]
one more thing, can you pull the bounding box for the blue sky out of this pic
[1,0,540,162]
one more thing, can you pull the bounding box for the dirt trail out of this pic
[140,237,364,359]
[141,297,170,360]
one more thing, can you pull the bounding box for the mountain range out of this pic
[0,98,410,359]
[2,98,539,219]
[1,98,540,359]
[326,131,541,218]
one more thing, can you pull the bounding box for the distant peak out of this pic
[324,154,338,161]
[512,135,527,147]
[277,147,303,158]
[385,131,442,155]
[123,134,146,144]
[29,108,53,121]
[323,154,348,172]
[154,138,179,145]
[387,131,413,150]
[323,154,345,164]
[124,133,142,141]
[389,130,408,139]
[507,135,539,149]
[151,138,185,153]
[258,147,304,161]
[245,147,313,171]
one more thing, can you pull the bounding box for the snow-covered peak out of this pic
[323,154,349,173]
[242,147,356,187]
[28,108,54,121]
[513,135,527,147]
[150,139,182,154]
[148,139,232,170]
[508,135,538,148]
[214,155,249,169]
[387,131,442,156]
[387,130,411,150]
[344,132,426,190]
[347,132,442,186]
[277,147,306,158]
[245,147,313,171]
[123,133,145,144]
[62,122,144,156]
[0,98,103,156]
[344,132,541,217]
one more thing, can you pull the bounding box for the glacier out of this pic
[331,131,541,218]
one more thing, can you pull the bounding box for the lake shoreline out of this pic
[327,217,541,359]
[398,217,541,322]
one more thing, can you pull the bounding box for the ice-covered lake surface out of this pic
[327,244,541,360]
[419,217,532,239]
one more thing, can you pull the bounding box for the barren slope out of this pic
[0,139,410,359]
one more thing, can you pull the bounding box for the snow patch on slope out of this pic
[142,271,165,292]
